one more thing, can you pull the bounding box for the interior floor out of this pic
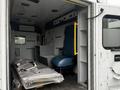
[34,74,87,90]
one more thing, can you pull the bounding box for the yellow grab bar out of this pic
[74,21,77,55]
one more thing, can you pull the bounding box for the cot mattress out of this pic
[14,59,64,89]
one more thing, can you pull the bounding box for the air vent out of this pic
[28,0,40,3]
[21,2,30,7]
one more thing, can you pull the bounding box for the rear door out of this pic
[94,4,120,90]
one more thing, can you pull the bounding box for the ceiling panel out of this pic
[11,0,76,25]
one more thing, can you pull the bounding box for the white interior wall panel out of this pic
[52,23,73,55]
[45,30,54,44]
[40,43,55,56]
[43,23,72,56]
[53,26,65,55]
[11,31,39,63]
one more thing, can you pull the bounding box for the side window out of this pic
[103,15,120,50]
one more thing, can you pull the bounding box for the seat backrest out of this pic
[63,25,74,57]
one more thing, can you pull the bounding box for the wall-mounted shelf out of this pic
[78,9,88,83]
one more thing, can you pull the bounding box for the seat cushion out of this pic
[51,55,73,68]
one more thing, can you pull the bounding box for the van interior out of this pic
[9,0,89,90]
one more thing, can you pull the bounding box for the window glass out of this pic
[103,15,120,49]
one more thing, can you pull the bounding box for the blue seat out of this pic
[51,25,76,72]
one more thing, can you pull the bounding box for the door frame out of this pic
[1,0,93,90]
[65,0,93,90]
[0,0,9,89]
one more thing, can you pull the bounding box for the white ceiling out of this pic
[11,0,76,25]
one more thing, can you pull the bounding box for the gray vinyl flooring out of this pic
[36,74,87,90]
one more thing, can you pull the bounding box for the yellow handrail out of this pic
[74,21,77,55]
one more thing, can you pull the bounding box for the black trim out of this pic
[104,15,120,19]
[45,9,77,30]
[45,17,77,30]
